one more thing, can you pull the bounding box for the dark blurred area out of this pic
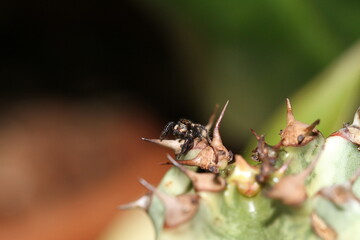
[0,0,359,239]
[0,0,192,116]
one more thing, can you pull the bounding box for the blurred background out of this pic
[0,0,359,239]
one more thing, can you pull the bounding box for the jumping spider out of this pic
[160,119,210,155]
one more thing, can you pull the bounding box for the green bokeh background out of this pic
[134,0,360,150]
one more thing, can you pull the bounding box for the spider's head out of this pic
[174,121,188,134]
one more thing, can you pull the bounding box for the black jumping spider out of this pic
[160,119,210,155]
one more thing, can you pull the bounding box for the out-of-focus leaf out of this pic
[251,40,360,148]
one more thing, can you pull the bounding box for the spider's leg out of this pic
[206,133,212,144]
[180,138,194,155]
[190,127,199,139]
[198,125,211,143]
[160,122,175,140]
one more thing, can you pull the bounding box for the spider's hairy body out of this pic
[160,119,209,155]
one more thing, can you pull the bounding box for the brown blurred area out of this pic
[0,0,189,238]
[0,0,221,238]
[0,100,170,240]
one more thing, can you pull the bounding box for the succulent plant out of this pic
[119,98,360,240]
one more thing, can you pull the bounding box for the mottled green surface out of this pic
[309,136,360,196]
[147,133,360,240]
[315,198,360,240]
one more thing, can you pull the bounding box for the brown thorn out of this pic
[212,100,229,145]
[205,104,219,131]
[305,119,320,135]
[166,154,189,173]
[250,128,261,140]
[139,178,158,193]
[118,193,152,210]
[141,138,182,155]
[259,135,266,151]
[286,98,295,123]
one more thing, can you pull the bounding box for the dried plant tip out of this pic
[280,99,320,146]
[251,130,278,162]
[251,130,279,183]
[205,104,219,131]
[118,193,152,210]
[228,155,261,197]
[139,178,200,228]
[167,154,226,192]
[142,138,182,155]
[311,212,337,240]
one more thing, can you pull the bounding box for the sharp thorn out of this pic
[166,154,182,168]
[139,178,157,192]
[118,193,151,210]
[286,98,295,123]
[250,128,261,140]
[305,119,320,134]
[213,100,229,142]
